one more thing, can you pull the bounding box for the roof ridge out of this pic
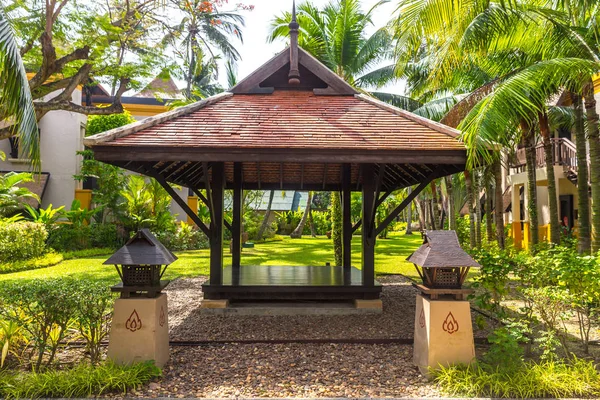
[355,93,462,139]
[83,92,233,146]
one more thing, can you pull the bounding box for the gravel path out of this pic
[165,275,493,341]
[131,343,442,398]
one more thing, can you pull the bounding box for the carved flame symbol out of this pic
[419,308,426,329]
[159,306,166,327]
[442,312,459,334]
[125,310,142,332]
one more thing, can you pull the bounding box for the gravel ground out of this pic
[111,275,493,398]
[166,275,494,341]
[129,343,443,398]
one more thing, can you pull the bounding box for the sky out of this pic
[218,0,406,94]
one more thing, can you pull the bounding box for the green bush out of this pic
[61,247,114,260]
[0,361,161,399]
[47,224,90,251]
[86,112,136,136]
[89,223,124,249]
[0,222,47,262]
[434,358,600,398]
[155,222,208,251]
[0,252,63,274]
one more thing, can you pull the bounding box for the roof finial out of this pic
[288,0,301,85]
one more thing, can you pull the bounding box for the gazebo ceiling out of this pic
[84,43,468,193]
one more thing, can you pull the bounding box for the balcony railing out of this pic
[510,138,586,182]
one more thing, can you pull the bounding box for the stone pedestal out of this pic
[413,294,475,376]
[108,293,169,367]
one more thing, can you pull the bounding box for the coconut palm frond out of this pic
[0,7,40,171]
[370,92,421,111]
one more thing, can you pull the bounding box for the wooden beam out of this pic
[300,163,305,190]
[280,163,284,190]
[257,162,261,190]
[369,164,387,236]
[209,162,225,286]
[361,164,376,288]
[342,163,352,271]
[202,162,215,227]
[145,166,210,236]
[351,220,362,234]
[322,163,328,190]
[375,172,438,237]
[231,162,242,276]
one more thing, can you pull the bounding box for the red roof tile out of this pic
[88,91,464,152]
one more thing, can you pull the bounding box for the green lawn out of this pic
[0,232,424,285]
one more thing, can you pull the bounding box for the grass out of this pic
[0,232,424,285]
[0,361,161,399]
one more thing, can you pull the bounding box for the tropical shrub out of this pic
[155,222,208,251]
[0,280,116,370]
[47,224,90,251]
[434,357,600,398]
[0,172,39,217]
[0,221,47,263]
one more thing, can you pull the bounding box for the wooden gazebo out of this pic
[83,11,467,303]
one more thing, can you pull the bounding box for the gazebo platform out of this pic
[202,265,382,300]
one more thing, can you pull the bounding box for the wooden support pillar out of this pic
[361,164,376,288]
[231,162,242,284]
[209,162,225,286]
[342,163,352,284]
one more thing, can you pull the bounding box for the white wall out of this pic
[0,89,86,209]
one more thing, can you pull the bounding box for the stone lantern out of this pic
[406,230,480,375]
[105,229,177,367]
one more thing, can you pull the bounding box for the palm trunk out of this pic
[257,190,275,240]
[573,93,591,253]
[430,181,439,229]
[493,157,505,249]
[522,120,539,249]
[415,198,425,231]
[485,178,494,242]
[331,191,342,265]
[446,175,456,231]
[465,170,476,249]
[583,82,600,253]
[405,187,413,234]
[539,112,560,245]
[428,199,437,230]
[290,192,312,238]
[474,170,482,247]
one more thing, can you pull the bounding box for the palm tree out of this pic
[163,0,245,98]
[257,190,275,241]
[0,7,40,169]
[290,192,312,239]
[268,0,395,90]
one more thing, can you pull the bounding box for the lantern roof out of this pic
[104,229,177,266]
[407,230,480,268]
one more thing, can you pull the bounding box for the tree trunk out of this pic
[493,157,505,249]
[446,175,456,231]
[583,82,600,253]
[405,187,413,234]
[309,209,317,237]
[539,112,560,245]
[331,191,342,265]
[485,177,494,242]
[522,120,539,249]
[256,190,275,241]
[430,181,439,229]
[415,199,425,231]
[573,93,591,254]
[465,170,476,249]
[290,192,312,238]
[474,170,482,248]
[428,199,437,230]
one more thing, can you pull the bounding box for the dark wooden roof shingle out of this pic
[406,230,480,268]
[104,229,177,266]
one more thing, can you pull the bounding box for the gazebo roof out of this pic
[83,18,467,193]
[104,229,177,266]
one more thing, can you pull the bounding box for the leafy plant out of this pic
[0,172,39,216]
[0,361,161,399]
[65,199,98,228]
[23,204,65,233]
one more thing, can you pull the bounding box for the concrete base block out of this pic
[354,299,383,310]
[108,293,169,368]
[413,294,475,376]
[201,299,229,309]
